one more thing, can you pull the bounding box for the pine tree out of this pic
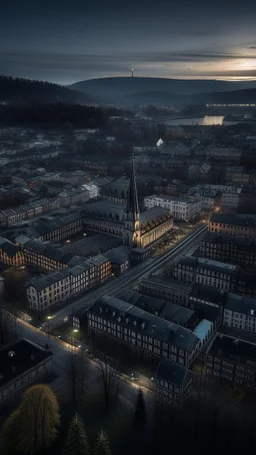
[2,384,60,454]
[63,413,90,455]
[93,430,112,455]
[134,389,146,424]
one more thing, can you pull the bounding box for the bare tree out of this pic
[98,354,120,411]
[0,304,16,347]
[66,347,88,403]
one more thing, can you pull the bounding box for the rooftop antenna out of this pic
[131,68,134,78]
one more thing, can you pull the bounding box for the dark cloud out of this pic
[1,0,256,82]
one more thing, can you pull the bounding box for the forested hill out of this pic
[0,76,94,104]
[0,102,122,128]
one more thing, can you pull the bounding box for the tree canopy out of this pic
[2,384,60,455]
[93,430,112,455]
[63,413,90,455]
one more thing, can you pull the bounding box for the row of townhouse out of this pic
[0,235,71,271]
[209,213,256,238]
[27,212,84,242]
[144,195,201,222]
[0,198,59,227]
[16,236,72,271]
[174,256,237,292]
[87,295,214,368]
[200,232,256,267]
[174,256,256,298]
[27,254,111,311]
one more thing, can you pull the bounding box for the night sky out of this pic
[1,0,256,84]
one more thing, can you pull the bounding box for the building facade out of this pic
[200,232,256,267]
[88,296,213,367]
[206,335,256,390]
[209,213,256,238]
[174,256,237,292]
[27,254,111,311]
[155,359,192,407]
[223,293,256,334]
[144,195,201,222]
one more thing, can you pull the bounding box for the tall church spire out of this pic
[126,152,139,220]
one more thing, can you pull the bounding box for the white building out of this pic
[81,183,99,199]
[27,254,110,311]
[144,195,201,222]
[224,293,256,334]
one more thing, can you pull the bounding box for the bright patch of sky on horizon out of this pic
[1,0,256,84]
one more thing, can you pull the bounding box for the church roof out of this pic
[83,200,125,221]
[140,206,172,232]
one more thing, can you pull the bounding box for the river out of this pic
[163,115,238,126]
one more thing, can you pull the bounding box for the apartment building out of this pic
[144,195,201,222]
[16,236,72,271]
[206,335,256,390]
[0,198,59,227]
[28,212,84,242]
[27,269,71,311]
[155,359,192,407]
[88,296,214,367]
[200,232,256,267]
[209,213,256,238]
[0,237,24,267]
[138,276,191,307]
[27,254,110,311]
[223,293,256,334]
[174,256,237,292]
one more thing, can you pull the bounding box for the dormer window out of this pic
[125,317,129,324]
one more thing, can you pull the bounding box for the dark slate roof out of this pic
[160,302,195,326]
[83,200,125,221]
[209,335,256,366]
[0,339,52,387]
[178,256,237,274]
[28,269,71,292]
[105,246,130,265]
[156,359,192,388]
[101,176,129,196]
[139,276,191,294]
[0,237,20,258]
[210,213,256,227]
[23,239,72,264]
[28,212,83,237]
[89,296,199,351]
[226,293,256,316]
[140,206,172,228]
[116,290,165,315]
[202,232,256,248]
[190,282,226,305]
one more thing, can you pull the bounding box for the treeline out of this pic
[0,75,93,104]
[0,102,120,128]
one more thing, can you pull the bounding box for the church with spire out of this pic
[83,155,173,249]
[124,153,141,247]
